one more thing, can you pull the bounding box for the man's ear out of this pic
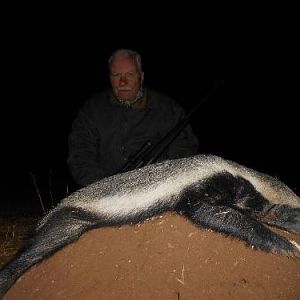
[141,72,144,84]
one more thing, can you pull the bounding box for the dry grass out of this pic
[0,217,39,268]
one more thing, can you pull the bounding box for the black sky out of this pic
[1,28,299,216]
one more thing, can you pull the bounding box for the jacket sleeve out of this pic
[165,103,199,159]
[67,109,104,187]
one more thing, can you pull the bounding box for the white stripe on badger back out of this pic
[58,154,300,221]
[61,155,230,218]
[65,166,222,217]
[77,176,179,217]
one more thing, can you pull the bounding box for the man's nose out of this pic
[119,74,127,85]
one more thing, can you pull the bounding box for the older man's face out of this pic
[110,54,143,102]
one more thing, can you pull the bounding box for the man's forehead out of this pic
[111,54,137,68]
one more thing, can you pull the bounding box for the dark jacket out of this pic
[67,88,199,186]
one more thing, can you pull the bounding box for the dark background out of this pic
[1,30,299,216]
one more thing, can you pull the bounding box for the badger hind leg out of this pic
[180,202,300,257]
[217,174,300,235]
[176,172,300,257]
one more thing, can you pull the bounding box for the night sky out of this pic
[1,33,299,216]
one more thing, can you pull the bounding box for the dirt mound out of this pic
[4,213,300,300]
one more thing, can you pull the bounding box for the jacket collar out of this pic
[110,88,147,110]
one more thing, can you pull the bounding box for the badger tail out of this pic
[0,206,102,298]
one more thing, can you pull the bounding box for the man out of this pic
[67,49,199,186]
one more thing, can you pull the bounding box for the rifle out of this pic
[119,80,224,173]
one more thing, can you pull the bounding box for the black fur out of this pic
[176,172,299,254]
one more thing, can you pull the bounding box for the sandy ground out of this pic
[2,213,300,300]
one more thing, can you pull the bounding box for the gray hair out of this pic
[108,49,143,72]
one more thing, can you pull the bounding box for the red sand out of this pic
[5,213,300,300]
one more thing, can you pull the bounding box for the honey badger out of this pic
[0,154,300,297]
